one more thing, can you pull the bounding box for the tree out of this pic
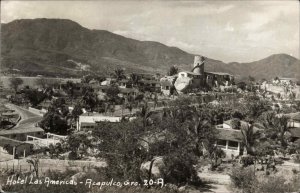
[137,103,154,128]
[125,102,133,115]
[114,68,126,81]
[63,81,76,97]
[48,143,63,158]
[81,74,93,83]
[241,122,261,155]
[27,157,40,177]
[105,85,120,103]
[168,66,179,76]
[9,77,23,92]
[24,88,49,107]
[231,118,241,130]
[72,103,83,122]
[82,88,98,112]
[93,121,148,181]
[66,133,93,159]
[130,73,141,87]
[273,116,289,147]
[39,110,69,135]
[237,81,247,91]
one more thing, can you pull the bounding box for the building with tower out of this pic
[162,55,235,95]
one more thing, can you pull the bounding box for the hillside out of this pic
[236,54,300,80]
[1,18,299,80]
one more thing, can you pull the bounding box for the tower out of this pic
[192,55,205,75]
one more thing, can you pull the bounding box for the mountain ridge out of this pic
[1,18,299,80]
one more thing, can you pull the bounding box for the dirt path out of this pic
[4,104,43,129]
[198,171,231,193]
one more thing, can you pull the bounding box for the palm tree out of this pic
[273,116,289,147]
[248,76,255,92]
[27,157,39,177]
[153,93,158,110]
[137,103,153,128]
[261,111,276,128]
[168,66,179,76]
[125,102,133,115]
[241,123,261,155]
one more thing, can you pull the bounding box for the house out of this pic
[285,112,300,128]
[215,119,261,157]
[277,77,298,85]
[206,72,234,87]
[160,81,173,96]
[215,128,244,158]
[284,112,300,142]
[118,80,133,89]
[0,136,33,158]
[119,88,139,98]
[288,128,300,143]
[139,80,161,92]
[178,71,202,79]
[77,113,122,131]
[0,127,44,141]
[174,56,235,94]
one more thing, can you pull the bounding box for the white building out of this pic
[77,113,122,131]
[215,119,262,158]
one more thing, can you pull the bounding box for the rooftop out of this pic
[278,77,298,81]
[216,128,243,142]
[79,114,122,123]
[223,119,263,131]
[160,81,173,87]
[285,112,300,122]
[0,136,33,147]
[179,71,202,76]
[206,72,233,76]
[0,127,44,135]
[289,128,300,138]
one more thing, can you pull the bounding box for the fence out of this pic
[0,158,106,174]
[0,148,14,162]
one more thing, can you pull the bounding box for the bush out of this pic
[229,166,257,193]
[68,151,78,160]
[257,176,295,193]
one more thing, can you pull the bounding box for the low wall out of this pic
[28,107,47,116]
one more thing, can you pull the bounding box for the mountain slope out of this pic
[237,54,300,80]
[1,18,197,77]
[1,18,299,80]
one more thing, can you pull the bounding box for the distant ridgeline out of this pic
[1,19,300,79]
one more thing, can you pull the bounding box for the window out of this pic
[228,141,239,150]
[217,140,226,148]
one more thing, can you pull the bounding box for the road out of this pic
[198,171,231,193]
[4,104,43,130]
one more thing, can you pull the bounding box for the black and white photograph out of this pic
[0,0,300,192]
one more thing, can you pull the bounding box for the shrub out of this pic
[68,151,78,160]
[292,168,298,174]
[229,166,257,193]
[257,176,295,193]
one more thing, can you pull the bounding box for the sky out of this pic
[1,0,299,63]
